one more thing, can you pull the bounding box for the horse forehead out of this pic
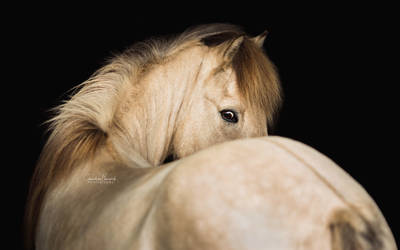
[204,68,240,98]
[224,73,239,97]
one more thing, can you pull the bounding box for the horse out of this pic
[25,23,396,249]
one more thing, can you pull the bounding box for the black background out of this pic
[6,4,398,249]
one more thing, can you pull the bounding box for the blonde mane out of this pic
[25,23,281,249]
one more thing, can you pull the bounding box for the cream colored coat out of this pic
[38,137,396,249]
[26,24,397,250]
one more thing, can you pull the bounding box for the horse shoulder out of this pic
[36,162,172,250]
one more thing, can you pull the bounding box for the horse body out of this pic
[156,136,394,250]
[26,24,397,249]
[36,137,395,249]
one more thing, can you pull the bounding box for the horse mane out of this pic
[24,23,282,249]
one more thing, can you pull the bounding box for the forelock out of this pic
[196,24,282,126]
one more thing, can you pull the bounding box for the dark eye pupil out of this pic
[220,110,238,123]
[223,112,234,119]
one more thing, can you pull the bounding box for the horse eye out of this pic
[220,110,238,123]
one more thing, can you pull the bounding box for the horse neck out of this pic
[110,46,206,167]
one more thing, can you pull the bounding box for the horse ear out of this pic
[223,36,244,61]
[251,30,268,48]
